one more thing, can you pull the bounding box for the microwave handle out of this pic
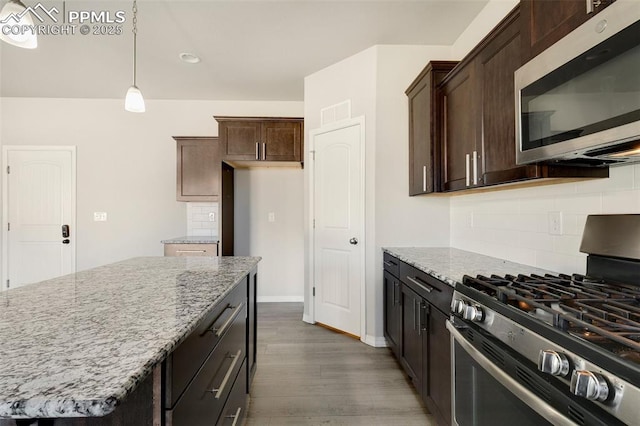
[447,321,575,426]
[472,151,478,185]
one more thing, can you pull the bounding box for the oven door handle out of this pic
[446,320,578,426]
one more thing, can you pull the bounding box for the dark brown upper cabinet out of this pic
[437,4,608,193]
[521,0,615,62]
[406,61,458,195]
[441,59,480,192]
[174,137,220,202]
[215,117,303,165]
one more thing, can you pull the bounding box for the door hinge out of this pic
[313,219,315,229]
[6,165,9,174]
[6,279,9,289]
[310,150,315,161]
[7,223,9,231]
[313,287,316,297]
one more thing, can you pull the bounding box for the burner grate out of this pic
[463,273,640,354]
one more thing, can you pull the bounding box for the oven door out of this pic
[447,320,619,426]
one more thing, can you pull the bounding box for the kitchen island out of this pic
[0,256,260,425]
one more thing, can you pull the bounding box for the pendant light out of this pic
[125,0,145,112]
[0,0,37,49]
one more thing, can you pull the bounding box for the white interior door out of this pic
[312,120,364,337]
[3,147,76,290]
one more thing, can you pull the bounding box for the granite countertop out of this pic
[382,247,553,288]
[161,236,219,244]
[0,256,260,419]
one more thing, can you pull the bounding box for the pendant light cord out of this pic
[132,0,138,86]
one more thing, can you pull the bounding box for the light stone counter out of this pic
[382,247,554,287]
[161,236,219,244]
[0,256,259,419]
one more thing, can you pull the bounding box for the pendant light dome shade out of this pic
[0,0,37,49]
[125,0,145,113]
[125,85,145,113]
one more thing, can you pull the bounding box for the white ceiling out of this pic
[0,0,488,101]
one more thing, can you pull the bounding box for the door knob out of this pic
[62,239,70,244]
[349,238,358,245]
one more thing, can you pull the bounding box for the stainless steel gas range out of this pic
[447,214,640,426]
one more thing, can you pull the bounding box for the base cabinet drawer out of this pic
[166,304,246,425]
[217,361,248,426]
[164,243,218,257]
[166,281,247,408]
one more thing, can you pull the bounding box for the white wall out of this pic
[451,0,519,59]
[0,98,303,278]
[450,165,640,274]
[234,167,304,302]
[304,44,454,345]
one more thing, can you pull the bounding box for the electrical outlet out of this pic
[268,212,275,223]
[94,212,107,222]
[548,211,563,235]
[208,212,216,222]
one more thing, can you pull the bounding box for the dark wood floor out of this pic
[246,303,434,425]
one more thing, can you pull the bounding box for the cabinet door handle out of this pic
[472,150,478,185]
[203,302,245,337]
[175,249,206,253]
[255,142,260,160]
[405,276,434,293]
[417,299,421,335]
[393,282,399,305]
[207,349,242,399]
[422,165,427,192]
[226,407,242,426]
[465,153,470,187]
[262,142,266,160]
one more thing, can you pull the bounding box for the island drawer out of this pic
[165,279,247,408]
[167,302,246,424]
[217,360,248,426]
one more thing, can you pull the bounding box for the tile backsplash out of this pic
[450,164,640,274]
[187,202,219,237]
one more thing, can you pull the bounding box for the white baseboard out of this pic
[257,296,304,303]
[362,335,388,348]
[302,314,314,324]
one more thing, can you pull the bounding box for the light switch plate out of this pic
[268,212,275,222]
[94,212,107,222]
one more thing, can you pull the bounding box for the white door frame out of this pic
[308,116,366,340]
[1,146,77,291]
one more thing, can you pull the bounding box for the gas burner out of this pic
[463,273,640,354]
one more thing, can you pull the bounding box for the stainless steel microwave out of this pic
[515,0,640,166]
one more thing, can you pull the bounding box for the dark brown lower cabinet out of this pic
[383,270,401,357]
[384,254,453,426]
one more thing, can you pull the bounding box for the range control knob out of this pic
[571,370,610,402]
[462,304,484,322]
[538,350,570,377]
[451,299,466,315]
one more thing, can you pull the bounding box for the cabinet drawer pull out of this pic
[205,302,245,337]
[175,249,206,253]
[383,260,397,268]
[422,165,427,192]
[207,349,242,399]
[472,150,478,185]
[226,406,242,426]
[262,142,266,160]
[405,276,434,293]
[255,142,260,160]
[465,153,470,187]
